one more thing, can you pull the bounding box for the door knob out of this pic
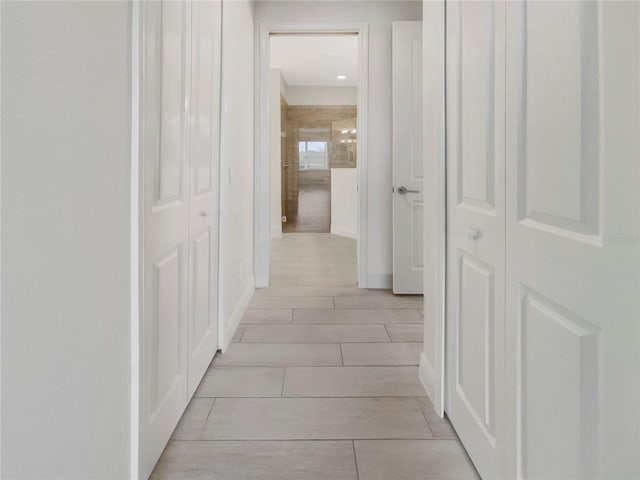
[397,186,420,194]
[200,210,209,218]
[467,228,481,240]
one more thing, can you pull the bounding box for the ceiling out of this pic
[270,34,358,87]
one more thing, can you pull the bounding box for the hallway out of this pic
[151,234,478,479]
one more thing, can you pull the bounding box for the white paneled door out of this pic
[140,3,190,477]
[445,2,506,479]
[505,2,639,479]
[140,1,221,477]
[446,1,640,479]
[187,0,221,399]
[392,21,424,294]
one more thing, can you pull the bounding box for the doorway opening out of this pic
[254,25,369,288]
[269,34,358,237]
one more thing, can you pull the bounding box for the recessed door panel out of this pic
[518,288,599,480]
[457,1,496,213]
[456,252,495,444]
[516,1,600,237]
[151,247,184,415]
[157,1,186,204]
[191,231,212,349]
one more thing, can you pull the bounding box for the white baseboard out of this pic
[221,276,255,352]
[366,273,392,289]
[330,225,357,239]
[270,225,282,238]
[419,352,436,404]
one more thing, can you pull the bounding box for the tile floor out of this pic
[151,234,479,480]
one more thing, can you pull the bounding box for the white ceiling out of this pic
[270,34,358,87]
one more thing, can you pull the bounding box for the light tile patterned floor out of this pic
[151,234,479,480]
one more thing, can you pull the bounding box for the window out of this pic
[298,141,329,170]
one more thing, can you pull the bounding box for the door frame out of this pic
[254,23,369,288]
[420,0,446,417]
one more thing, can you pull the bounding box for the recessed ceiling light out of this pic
[337,75,347,80]
[341,129,349,134]
[351,129,357,134]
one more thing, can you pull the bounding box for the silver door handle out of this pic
[467,228,481,240]
[397,186,420,194]
[200,210,209,218]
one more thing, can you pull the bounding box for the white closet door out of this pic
[445,2,506,478]
[505,2,640,479]
[140,2,190,477]
[392,21,424,294]
[187,0,221,398]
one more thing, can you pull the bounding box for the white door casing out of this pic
[446,1,506,478]
[392,21,424,294]
[140,2,190,477]
[186,0,221,399]
[505,2,640,478]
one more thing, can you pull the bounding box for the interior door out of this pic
[392,21,424,294]
[445,2,506,478]
[187,0,221,398]
[505,2,640,478]
[140,1,190,477]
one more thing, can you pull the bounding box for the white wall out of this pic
[286,86,357,106]
[269,69,283,238]
[219,0,255,347]
[1,2,132,478]
[255,1,423,288]
[331,168,358,239]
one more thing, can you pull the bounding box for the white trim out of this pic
[254,23,369,288]
[270,225,283,239]
[330,226,357,240]
[366,274,392,290]
[129,2,141,478]
[423,0,446,418]
[419,352,436,401]
[221,276,255,352]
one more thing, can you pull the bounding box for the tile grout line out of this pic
[197,397,217,440]
[352,440,361,480]
[382,323,393,342]
[413,396,436,438]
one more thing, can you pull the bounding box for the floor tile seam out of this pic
[352,440,361,480]
[195,397,217,441]
[280,367,287,397]
[168,438,455,443]
[382,324,393,342]
[194,395,429,400]
[197,436,436,442]
[237,341,392,345]
[208,396,428,400]
[413,397,436,438]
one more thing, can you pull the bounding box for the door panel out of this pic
[392,21,424,294]
[505,2,640,479]
[140,1,190,477]
[187,0,221,398]
[446,2,505,479]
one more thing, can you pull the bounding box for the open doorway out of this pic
[269,34,358,236]
[254,25,369,289]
